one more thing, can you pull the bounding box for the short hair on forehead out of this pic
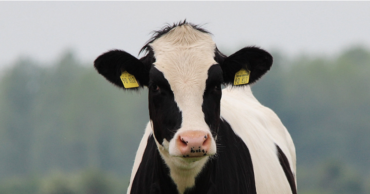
[139,20,211,56]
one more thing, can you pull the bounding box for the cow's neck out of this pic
[156,140,209,194]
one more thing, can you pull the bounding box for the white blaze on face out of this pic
[150,25,218,193]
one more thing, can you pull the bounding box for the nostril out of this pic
[202,134,212,148]
[179,136,188,146]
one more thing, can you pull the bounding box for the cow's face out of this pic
[94,22,273,168]
[147,25,222,165]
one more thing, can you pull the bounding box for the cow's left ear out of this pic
[94,50,151,90]
[219,47,273,86]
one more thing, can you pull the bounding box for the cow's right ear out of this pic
[94,50,150,90]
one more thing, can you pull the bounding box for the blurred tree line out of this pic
[0,46,369,194]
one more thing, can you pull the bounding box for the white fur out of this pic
[156,138,209,194]
[220,85,296,194]
[149,25,218,193]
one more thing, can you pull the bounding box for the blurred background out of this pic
[1,2,369,194]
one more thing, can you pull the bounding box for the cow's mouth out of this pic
[170,154,210,167]
[171,152,214,163]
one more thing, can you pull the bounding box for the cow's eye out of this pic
[152,85,160,93]
[214,85,221,91]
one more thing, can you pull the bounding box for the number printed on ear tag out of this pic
[120,71,139,88]
[234,69,251,85]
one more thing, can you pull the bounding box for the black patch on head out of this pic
[217,46,273,86]
[148,67,182,143]
[139,19,211,55]
[129,120,256,194]
[276,145,297,194]
[202,65,223,138]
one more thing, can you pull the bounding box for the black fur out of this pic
[214,47,227,65]
[202,65,223,138]
[276,145,297,194]
[219,47,273,86]
[148,67,182,144]
[130,119,256,194]
[139,47,156,68]
[130,135,178,194]
[94,50,151,89]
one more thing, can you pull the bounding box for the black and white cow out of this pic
[94,21,296,194]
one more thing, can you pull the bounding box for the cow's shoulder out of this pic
[221,85,295,166]
[220,86,295,193]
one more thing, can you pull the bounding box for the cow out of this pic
[94,21,296,194]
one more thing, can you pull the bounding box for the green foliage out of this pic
[0,176,40,194]
[0,169,127,194]
[318,160,365,194]
[0,47,369,193]
[0,51,148,179]
[40,172,76,194]
[77,169,112,194]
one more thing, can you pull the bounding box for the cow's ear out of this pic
[219,47,273,86]
[94,50,150,90]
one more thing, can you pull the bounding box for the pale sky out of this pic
[1,2,370,68]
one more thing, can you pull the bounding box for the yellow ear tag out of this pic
[234,69,251,85]
[120,71,139,88]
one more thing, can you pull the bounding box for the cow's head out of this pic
[94,21,272,169]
